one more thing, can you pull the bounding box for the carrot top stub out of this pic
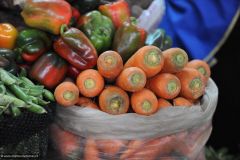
[124,46,164,78]
[99,86,129,115]
[162,48,189,73]
[144,49,162,67]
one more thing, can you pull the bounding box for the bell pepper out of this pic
[21,0,72,35]
[67,65,81,79]
[16,29,51,63]
[0,48,18,74]
[0,23,18,49]
[77,10,115,53]
[70,6,81,26]
[29,52,68,89]
[53,25,98,70]
[112,18,147,62]
[99,0,130,28]
[145,29,173,51]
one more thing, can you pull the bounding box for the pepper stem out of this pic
[60,24,69,35]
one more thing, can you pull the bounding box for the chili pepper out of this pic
[29,52,68,89]
[21,0,72,35]
[16,29,51,63]
[112,18,147,62]
[99,0,130,28]
[145,29,173,51]
[54,25,98,70]
[0,23,18,49]
[77,10,115,53]
[67,65,81,80]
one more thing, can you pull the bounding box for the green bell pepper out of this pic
[0,48,18,74]
[16,29,51,63]
[145,29,173,51]
[78,10,115,53]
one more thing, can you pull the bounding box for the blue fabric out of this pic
[159,0,239,60]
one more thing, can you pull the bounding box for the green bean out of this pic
[19,76,35,85]
[0,83,6,94]
[37,98,50,106]
[26,102,47,114]
[0,68,16,85]
[0,94,26,108]
[10,105,22,117]
[21,87,43,97]
[43,89,55,102]
[9,84,30,103]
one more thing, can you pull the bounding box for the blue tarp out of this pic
[159,0,239,61]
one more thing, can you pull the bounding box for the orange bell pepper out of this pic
[0,23,18,49]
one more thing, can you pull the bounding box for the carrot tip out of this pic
[142,100,152,112]
[144,50,162,67]
[167,81,178,93]
[173,52,188,68]
[84,79,96,89]
[63,91,77,101]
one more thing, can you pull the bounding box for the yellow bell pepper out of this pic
[0,23,18,49]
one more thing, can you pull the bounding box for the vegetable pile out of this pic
[0,0,211,117]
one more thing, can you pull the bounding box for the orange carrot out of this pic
[76,97,99,109]
[116,67,146,92]
[127,136,175,160]
[131,88,158,115]
[175,68,205,100]
[50,124,80,157]
[76,69,104,97]
[161,48,189,73]
[173,97,193,107]
[97,50,123,81]
[96,139,128,157]
[84,138,100,160]
[54,81,79,107]
[124,46,164,78]
[99,86,129,115]
[148,73,181,99]
[186,59,211,84]
[120,140,146,160]
[158,98,172,110]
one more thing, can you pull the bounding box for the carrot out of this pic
[124,45,164,78]
[127,136,175,160]
[131,88,158,115]
[148,73,181,99]
[96,139,128,157]
[120,140,146,160]
[158,98,172,110]
[97,50,123,81]
[186,59,211,84]
[175,68,205,100]
[84,138,100,160]
[161,48,189,73]
[76,69,104,97]
[76,97,99,109]
[173,97,193,107]
[54,81,79,107]
[116,67,147,92]
[50,124,80,157]
[99,86,129,115]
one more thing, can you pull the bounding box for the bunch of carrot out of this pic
[51,122,211,160]
[54,45,211,115]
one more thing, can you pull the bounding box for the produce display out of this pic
[0,0,216,159]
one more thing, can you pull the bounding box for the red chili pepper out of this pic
[54,25,98,70]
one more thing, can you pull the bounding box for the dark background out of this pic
[207,17,240,154]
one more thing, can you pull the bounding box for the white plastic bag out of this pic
[51,79,218,160]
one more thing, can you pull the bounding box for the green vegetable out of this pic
[0,94,26,108]
[10,105,22,117]
[78,10,115,53]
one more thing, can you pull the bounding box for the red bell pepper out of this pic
[98,0,130,28]
[54,25,98,70]
[21,0,72,35]
[29,52,68,89]
[67,65,81,79]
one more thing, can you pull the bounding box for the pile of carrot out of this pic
[51,122,210,160]
[54,46,211,115]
